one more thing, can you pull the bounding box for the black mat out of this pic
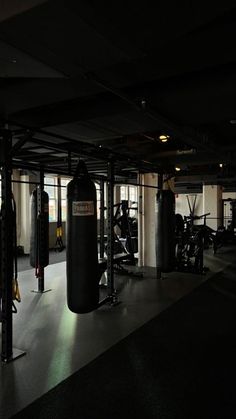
[12,264,236,419]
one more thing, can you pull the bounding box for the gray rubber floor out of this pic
[0,246,234,418]
[17,249,66,272]
[12,260,236,419]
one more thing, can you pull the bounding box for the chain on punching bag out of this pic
[30,189,49,272]
[156,190,176,273]
[67,161,99,314]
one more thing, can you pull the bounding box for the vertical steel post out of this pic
[97,166,119,308]
[37,167,45,292]
[1,131,25,362]
[99,179,105,259]
[107,162,114,296]
[1,133,13,362]
[156,173,163,280]
[158,173,163,190]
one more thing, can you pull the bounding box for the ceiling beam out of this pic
[7,73,225,159]
[175,174,236,184]
[78,72,229,159]
[9,125,162,173]
[0,0,48,22]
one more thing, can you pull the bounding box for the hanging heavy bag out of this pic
[30,188,49,270]
[66,161,99,314]
[54,177,65,252]
[156,189,176,273]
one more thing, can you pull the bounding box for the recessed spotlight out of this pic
[175,166,181,172]
[159,134,170,143]
[219,163,223,168]
[141,99,146,107]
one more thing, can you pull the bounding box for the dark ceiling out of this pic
[1,1,236,190]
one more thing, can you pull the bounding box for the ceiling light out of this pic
[175,166,181,172]
[219,163,223,168]
[159,134,170,143]
[141,99,146,109]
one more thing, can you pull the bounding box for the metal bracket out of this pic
[98,290,120,308]
[2,348,26,364]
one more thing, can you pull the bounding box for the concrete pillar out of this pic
[163,175,175,191]
[203,184,222,230]
[19,175,31,254]
[114,185,121,205]
[138,173,157,267]
[138,178,144,267]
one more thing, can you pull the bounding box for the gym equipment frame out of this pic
[0,130,26,362]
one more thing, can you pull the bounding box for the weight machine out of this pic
[175,212,214,274]
[112,200,138,261]
[174,195,216,273]
[222,198,236,231]
[99,197,141,283]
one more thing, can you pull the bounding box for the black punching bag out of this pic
[156,190,175,273]
[30,189,49,268]
[67,161,99,314]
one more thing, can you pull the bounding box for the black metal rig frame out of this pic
[98,161,119,307]
[0,130,26,362]
[0,125,162,362]
[99,179,105,259]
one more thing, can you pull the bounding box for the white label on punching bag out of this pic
[72,201,94,216]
